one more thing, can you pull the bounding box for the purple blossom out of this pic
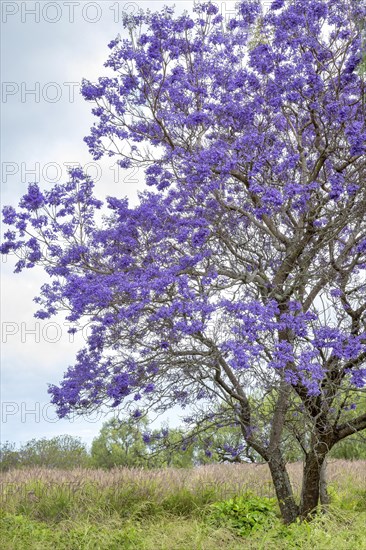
[350,369,366,388]
[271,0,285,9]
[19,184,45,211]
[2,206,17,225]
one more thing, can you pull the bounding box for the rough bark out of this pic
[300,451,326,518]
[268,451,299,524]
[319,459,330,507]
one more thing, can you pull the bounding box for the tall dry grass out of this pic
[0,460,365,549]
[1,459,365,501]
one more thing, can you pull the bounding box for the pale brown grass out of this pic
[1,459,364,500]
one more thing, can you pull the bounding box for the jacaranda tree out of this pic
[2,0,366,523]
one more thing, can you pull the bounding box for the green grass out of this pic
[0,461,365,549]
[1,509,365,549]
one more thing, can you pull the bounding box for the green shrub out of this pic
[209,492,278,536]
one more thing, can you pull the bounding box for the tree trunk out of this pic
[319,458,330,507]
[300,452,326,518]
[268,451,299,524]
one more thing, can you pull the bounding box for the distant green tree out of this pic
[0,435,89,471]
[329,395,366,459]
[91,417,195,468]
[182,399,304,465]
[146,425,195,468]
[0,442,21,471]
[329,433,366,459]
[19,435,90,468]
[91,417,148,468]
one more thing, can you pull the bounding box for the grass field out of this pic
[1,460,365,549]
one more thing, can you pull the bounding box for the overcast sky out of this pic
[0,0,212,448]
[1,0,270,448]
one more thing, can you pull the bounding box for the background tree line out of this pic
[1,410,365,472]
